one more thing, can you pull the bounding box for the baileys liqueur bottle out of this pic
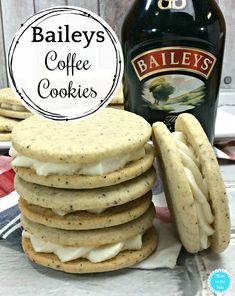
[122,0,226,142]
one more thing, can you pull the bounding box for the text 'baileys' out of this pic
[32,25,105,48]
[122,0,226,142]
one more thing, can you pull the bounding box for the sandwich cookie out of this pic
[15,169,155,211]
[0,88,31,119]
[16,168,156,229]
[0,116,19,141]
[0,132,11,141]
[22,227,157,273]
[107,105,124,110]
[19,192,152,230]
[21,205,155,246]
[0,115,20,141]
[152,113,230,253]
[20,194,157,272]
[11,109,153,188]
[109,84,124,105]
[21,206,157,273]
[0,115,20,132]
[108,84,124,110]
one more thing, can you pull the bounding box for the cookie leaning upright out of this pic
[152,121,200,253]
[152,113,230,253]
[175,113,230,253]
[11,108,153,188]
[0,88,31,119]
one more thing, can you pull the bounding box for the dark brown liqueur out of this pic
[122,0,226,142]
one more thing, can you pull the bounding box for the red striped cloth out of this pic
[0,156,15,198]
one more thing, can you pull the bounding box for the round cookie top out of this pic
[12,109,152,164]
[0,88,22,106]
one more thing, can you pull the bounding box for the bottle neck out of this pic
[134,0,216,10]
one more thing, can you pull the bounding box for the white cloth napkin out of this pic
[132,219,182,270]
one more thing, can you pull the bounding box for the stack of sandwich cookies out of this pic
[152,113,230,253]
[0,88,31,119]
[11,108,158,273]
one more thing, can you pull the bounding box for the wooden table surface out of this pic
[0,91,234,296]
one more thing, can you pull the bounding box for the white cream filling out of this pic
[22,231,142,263]
[9,145,145,176]
[172,132,215,250]
[52,208,105,216]
[1,102,27,112]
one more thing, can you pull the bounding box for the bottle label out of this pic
[158,0,187,10]
[132,47,216,80]
[131,47,216,119]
